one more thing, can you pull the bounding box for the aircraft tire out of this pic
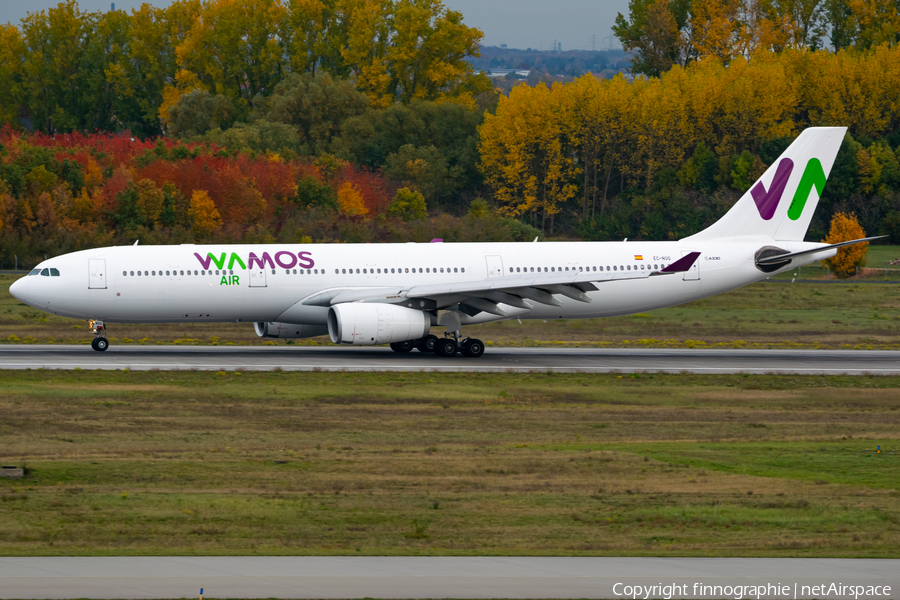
[435,338,458,357]
[462,338,485,358]
[94,338,109,352]
[416,334,439,353]
[389,340,414,353]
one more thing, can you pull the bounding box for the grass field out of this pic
[1,370,898,557]
[4,267,900,349]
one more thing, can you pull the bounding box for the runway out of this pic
[0,556,897,599]
[2,344,900,374]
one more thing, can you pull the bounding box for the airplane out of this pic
[9,127,879,358]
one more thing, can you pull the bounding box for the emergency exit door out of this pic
[249,267,267,287]
[89,259,107,289]
[486,255,504,278]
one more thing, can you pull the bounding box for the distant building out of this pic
[484,69,530,79]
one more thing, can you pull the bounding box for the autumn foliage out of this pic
[0,126,406,264]
[479,44,900,238]
[0,0,490,138]
[822,212,868,278]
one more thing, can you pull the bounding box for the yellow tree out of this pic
[478,83,579,234]
[190,190,223,240]
[176,0,288,115]
[136,179,165,228]
[848,0,900,50]
[686,0,795,62]
[336,181,369,216]
[284,0,347,76]
[341,0,394,107]
[822,212,868,278]
[386,0,490,106]
[0,24,24,127]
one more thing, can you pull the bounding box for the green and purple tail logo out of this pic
[751,158,826,221]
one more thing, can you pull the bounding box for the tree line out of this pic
[479,43,900,241]
[3,0,900,270]
[613,0,900,77]
[0,0,490,138]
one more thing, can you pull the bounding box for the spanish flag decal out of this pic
[634,255,643,260]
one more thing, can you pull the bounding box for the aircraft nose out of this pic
[9,277,28,303]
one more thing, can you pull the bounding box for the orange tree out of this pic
[822,211,867,278]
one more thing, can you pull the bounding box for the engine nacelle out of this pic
[254,322,328,339]
[327,303,430,345]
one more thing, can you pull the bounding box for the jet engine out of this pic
[327,303,430,345]
[254,322,328,339]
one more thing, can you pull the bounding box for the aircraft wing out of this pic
[309,252,700,317]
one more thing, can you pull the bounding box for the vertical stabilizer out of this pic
[683,127,846,242]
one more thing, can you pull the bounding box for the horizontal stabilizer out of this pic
[756,237,886,265]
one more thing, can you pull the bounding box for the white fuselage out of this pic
[11,239,833,326]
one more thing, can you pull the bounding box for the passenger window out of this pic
[123,271,127,276]
[335,269,339,274]
[613,266,617,271]
[461,268,465,273]
[131,271,136,276]
[454,268,458,273]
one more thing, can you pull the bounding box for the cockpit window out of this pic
[50,268,60,276]
[40,268,50,276]
[29,268,41,276]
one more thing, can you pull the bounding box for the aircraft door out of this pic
[88,259,107,289]
[249,267,267,287]
[681,250,700,281]
[485,255,504,278]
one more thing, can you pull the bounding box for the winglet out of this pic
[662,252,700,273]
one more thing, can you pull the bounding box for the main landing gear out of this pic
[390,332,485,358]
[88,319,109,352]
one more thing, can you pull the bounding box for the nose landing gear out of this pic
[88,319,109,352]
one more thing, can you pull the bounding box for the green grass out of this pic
[1,370,898,557]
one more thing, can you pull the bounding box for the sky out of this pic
[0,0,629,50]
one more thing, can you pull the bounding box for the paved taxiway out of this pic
[2,345,900,374]
[1,556,897,599]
